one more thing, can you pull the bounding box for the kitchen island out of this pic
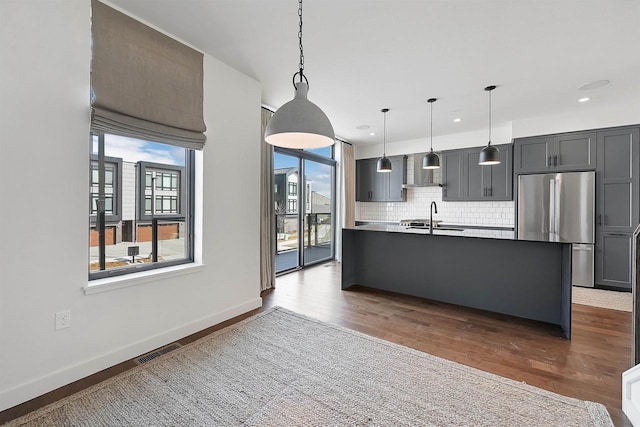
[342,225,572,339]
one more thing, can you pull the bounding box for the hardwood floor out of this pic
[0,260,633,426]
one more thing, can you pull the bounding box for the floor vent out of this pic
[134,342,182,365]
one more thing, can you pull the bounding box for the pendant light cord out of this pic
[488,88,492,146]
[298,0,304,83]
[430,102,434,151]
[383,110,387,156]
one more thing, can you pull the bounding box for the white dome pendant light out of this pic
[264,0,335,149]
[479,85,500,165]
[422,98,440,169]
[376,108,392,173]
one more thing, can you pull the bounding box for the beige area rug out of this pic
[573,286,633,312]
[5,307,613,427]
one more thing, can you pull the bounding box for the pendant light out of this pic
[264,0,335,149]
[376,108,392,173]
[422,98,440,169]
[479,85,500,165]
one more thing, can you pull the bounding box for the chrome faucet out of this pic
[430,201,438,235]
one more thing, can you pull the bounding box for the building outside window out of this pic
[288,182,297,196]
[89,133,194,279]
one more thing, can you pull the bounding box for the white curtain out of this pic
[336,140,355,262]
[260,109,275,292]
[342,142,356,228]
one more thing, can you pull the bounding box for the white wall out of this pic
[0,0,261,411]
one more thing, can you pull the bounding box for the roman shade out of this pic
[90,0,206,149]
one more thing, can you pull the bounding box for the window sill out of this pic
[84,263,205,295]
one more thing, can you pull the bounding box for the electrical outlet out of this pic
[55,310,71,330]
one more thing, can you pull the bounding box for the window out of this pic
[288,199,297,213]
[155,196,178,213]
[90,193,114,215]
[90,156,121,220]
[91,165,114,187]
[89,133,194,279]
[288,182,297,196]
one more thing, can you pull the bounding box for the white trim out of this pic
[0,297,263,412]
[623,363,640,426]
[83,263,206,295]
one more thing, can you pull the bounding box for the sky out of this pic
[93,134,186,166]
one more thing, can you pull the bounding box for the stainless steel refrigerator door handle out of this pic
[549,179,556,234]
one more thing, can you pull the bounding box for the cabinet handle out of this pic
[554,155,558,166]
[548,155,552,167]
[489,187,493,197]
[483,188,486,197]
[598,214,602,226]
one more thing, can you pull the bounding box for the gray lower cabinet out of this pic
[596,232,633,289]
[356,156,407,202]
[445,144,512,201]
[595,126,640,290]
[514,131,596,174]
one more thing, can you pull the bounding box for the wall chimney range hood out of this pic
[403,152,442,187]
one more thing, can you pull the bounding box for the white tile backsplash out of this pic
[357,185,515,227]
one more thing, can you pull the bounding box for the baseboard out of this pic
[0,297,262,412]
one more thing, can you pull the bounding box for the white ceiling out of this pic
[110,0,640,146]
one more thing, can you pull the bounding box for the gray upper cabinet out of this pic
[595,126,639,290]
[514,132,596,174]
[485,144,513,200]
[463,149,484,200]
[387,156,408,201]
[356,158,374,201]
[355,156,407,202]
[441,150,464,201]
[463,144,512,201]
[514,136,553,173]
[445,144,513,201]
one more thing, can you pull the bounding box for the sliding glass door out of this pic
[274,152,300,273]
[274,148,335,274]
[303,159,333,264]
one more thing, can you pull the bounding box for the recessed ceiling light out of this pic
[356,124,370,130]
[578,80,609,91]
[369,132,376,136]
[453,118,462,123]
[578,97,591,103]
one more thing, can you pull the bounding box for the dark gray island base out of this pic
[342,226,572,339]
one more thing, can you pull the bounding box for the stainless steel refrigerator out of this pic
[517,171,595,287]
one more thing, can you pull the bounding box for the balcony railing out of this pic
[276,213,331,254]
